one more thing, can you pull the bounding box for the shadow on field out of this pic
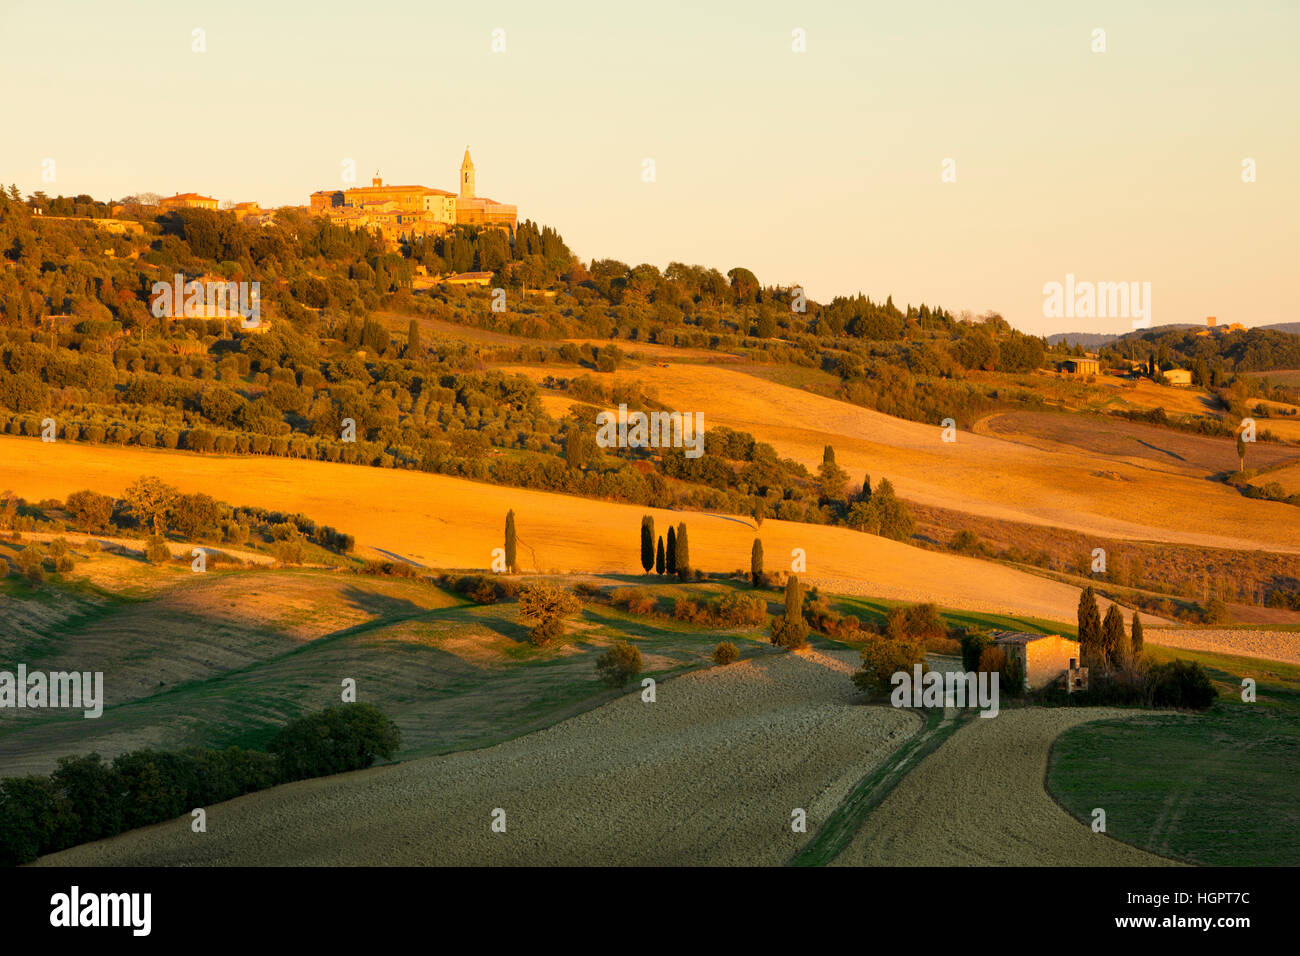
[339,584,428,621]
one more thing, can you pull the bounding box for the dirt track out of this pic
[36,648,917,866]
[831,708,1179,866]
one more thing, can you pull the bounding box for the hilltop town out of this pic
[132,148,517,246]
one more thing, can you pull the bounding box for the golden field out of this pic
[511,361,1300,553]
[1,435,1111,624]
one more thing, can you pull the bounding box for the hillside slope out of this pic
[512,362,1299,554]
[1,435,1127,625]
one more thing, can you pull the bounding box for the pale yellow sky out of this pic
[1,0,1295,334]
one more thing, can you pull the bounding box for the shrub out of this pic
[273,536,307,565]
[885,602,946,643]
[959,629,992,673]
[673,597,705,623]
[1148,660,1216,710]
[612,587,656,616]
[596,640,643,686]
[517,582,581,646]
[711,591,766,626]
[950,529,985,555]
[269,703,402,783]
[712,641,740,665]
[144,535,171,564]
[976,646,1006,674]
[0,775,74,867]
[50,754,126,846]
[15,545,44,583]
[852,638,926,696]
[770,573,810,648]
[769,615,810,649]
[1202,597,1230,625]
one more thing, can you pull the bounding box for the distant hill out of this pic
[1047,322,1298,348]
[1046,325,1196,348]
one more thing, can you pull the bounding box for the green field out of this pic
[828,593,1070,637]
[1047,647,1300,866]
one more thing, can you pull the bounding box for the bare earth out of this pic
[35,648,918,866]
[831,708,1179,867]
[1142,628,1300,666]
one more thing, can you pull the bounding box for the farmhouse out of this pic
[991,632,1083,691]
[159,192,218,211]
[1164,368,1192,387]
[443,271,494,286]
[1060,358,1100,377]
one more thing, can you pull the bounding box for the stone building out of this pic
[160,192,219,211]
[307,149,516,242]
[1060,358,1100,377]
[991,632,1083,691]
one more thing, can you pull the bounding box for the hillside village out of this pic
[79,148,517,256]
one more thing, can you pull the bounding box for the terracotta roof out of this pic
[162,193,216,202]
[346,184,452,195]
[991,631,1057,645]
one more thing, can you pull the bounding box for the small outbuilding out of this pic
[991,632,1083,691]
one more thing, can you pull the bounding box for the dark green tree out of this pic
[656,536,665,575]
[640,515,655,574]
[504,509,518,573]
[769,573,809,648]
[750,538,764,588]
[565,427,586,471]
[1078,586,1102,669]
[666,525,677,575]
[1102,604,1126,671]
[1131,611,1144,654]
[675,522,690,581]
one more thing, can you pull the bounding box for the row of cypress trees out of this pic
[1078,584,1144,671]
[639,515,691,580]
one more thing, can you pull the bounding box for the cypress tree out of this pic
[785,574,804,626]
[407,318,421,353]
[655,536,665,575]
[640,515,655,574]
[859,474,872,503]
[675,522,690,581]
[1131,611,1144,654]
[666,526,677,575]
[1102,604,1125,671]
[566,428,585,471]
[504,510,518,573]
[1078,586,1102,668]
[823,445,836,465]
[750,538,764,588]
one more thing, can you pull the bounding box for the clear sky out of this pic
[2,0,1296,335]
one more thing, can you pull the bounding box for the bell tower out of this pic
[459,147,475,199]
